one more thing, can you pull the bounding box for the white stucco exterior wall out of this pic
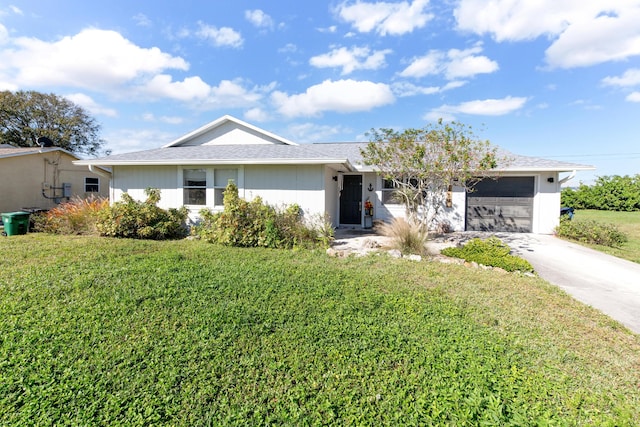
[111,165,180,210]
[534,172,561,234]
[243,164,325,217]
[111,164,327,220]
[324,167,340,226]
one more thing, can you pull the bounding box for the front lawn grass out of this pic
[573,209,640,263]
[1,234,639,425]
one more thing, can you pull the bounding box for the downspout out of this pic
[558,170,576,185]
[88,164,111,179]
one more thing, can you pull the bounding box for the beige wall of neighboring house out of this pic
[0,147,110,213]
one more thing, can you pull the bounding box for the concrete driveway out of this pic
[492,233,640,335]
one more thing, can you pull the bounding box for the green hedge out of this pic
[555,218,628,247]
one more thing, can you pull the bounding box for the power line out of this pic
[541,153,640,158]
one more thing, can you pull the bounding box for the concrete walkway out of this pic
[504,234,640,335]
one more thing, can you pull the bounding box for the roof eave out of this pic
[75,158,355,169]
[0,147,77,160]
[496,166,596,172]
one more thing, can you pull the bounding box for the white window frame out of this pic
[182,168,208,206]
[84,177,100,193]
[179,167,243,209]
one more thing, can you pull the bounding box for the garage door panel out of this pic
[498,205,531,217]
[466,177,534,233]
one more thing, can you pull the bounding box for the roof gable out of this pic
[163,115,297,147]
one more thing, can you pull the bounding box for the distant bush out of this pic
[192,182,333,249]
[561,175,640,211]
[441,237,534,273]
[33,196,108,235]
[96,188,188,240]
[555,217,628,247]
[378,218,427,255]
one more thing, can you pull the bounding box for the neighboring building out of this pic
[75,115,593,234]
[0,144,110,213]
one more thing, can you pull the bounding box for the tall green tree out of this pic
[360,120,504,231]
[0,90,106,156]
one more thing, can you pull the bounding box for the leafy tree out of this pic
[0,90,107,156]
[360,120,503,231]
[561,175,640,211]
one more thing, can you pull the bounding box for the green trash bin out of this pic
[1,212,31,236]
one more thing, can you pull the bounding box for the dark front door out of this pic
[340,175,362,224]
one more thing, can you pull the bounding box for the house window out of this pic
[382,178,400,204]
[183,169,207,205]
[214,169,237,206]
[382,177,420,205]
[85,177,99,192]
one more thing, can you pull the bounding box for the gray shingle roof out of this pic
[76,144,352,164]
[496,149,593,171]
[75,142,593,172]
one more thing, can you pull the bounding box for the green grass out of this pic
[572,209,640,263]
[1,234,640,425]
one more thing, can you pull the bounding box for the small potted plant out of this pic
[364,199,373,216]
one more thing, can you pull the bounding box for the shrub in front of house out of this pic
[96,188,188,240]
[192,182,332,249]
[441,237,534,273]
[555,217,628,248]
[377,218,428,255]
[32,196,109,235]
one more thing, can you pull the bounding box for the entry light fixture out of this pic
[332,176,338,181]
[547,177,554,183]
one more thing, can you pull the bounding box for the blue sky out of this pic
[1,1,640,184]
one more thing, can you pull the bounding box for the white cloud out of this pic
[545,8,640,68]
[272,79,395,117]
[278,43,297,53]
[0,28,188,90]
[195,79,272,110]
[626,92,640,102]
[133,13,152,27]
[245,9,274,30]
[445,46,499,79]
[602,68,640,87]
[455,0,640,69]
[310,46,392,75]
[336,0,433,36]
[141,75,211,101]
[399,50,442,78]
[391,80,466,97]
[400,44,498,79]
[9,5,23,15]
[244,107,270,122]
[196,22,243,48]
[0,27,257,106]
[103,128,177,154]
[65,93,118,117]
[317,26,338,34]
[0,23,8,45]
[425,96,528,121]
[141,113,184,124]
[285,123,351,143]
